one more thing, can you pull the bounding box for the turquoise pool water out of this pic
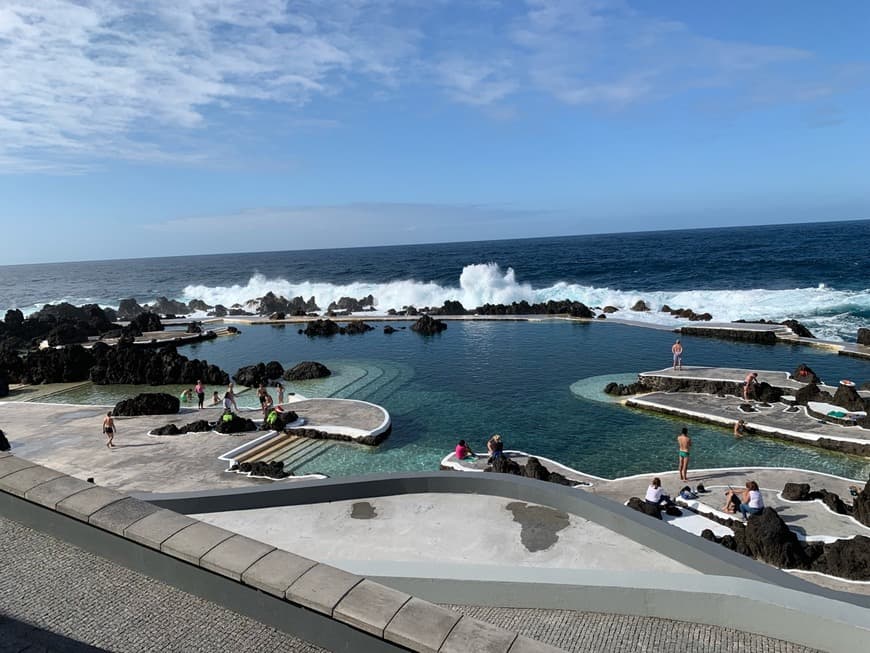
[39,321,870,480]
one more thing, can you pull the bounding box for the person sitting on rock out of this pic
[645,477,669,506]
[486,434,504,463]
[455,439,476,460]
[738,480,764,520]
[722,489,742,514]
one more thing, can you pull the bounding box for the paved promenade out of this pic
[0,515,822,653]
[0,516,327,653]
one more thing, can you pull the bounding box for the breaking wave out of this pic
[181,263,870,342]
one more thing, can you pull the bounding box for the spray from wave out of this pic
[178,263,870,342]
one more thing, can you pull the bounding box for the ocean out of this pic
[2,220,870,480]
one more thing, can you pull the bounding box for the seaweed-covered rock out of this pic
[284,361,331,381]
[113,392,179,416]
[303,319,341,337]
[411,315,447,335]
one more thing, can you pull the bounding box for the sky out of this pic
[1,0,869,264]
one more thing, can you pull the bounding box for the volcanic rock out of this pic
[113,392,179,416]
[857,328,870,346]
[811,536,870,580]
[188,299,212,312]
[832,382,866,412]
[0,429,8,451]
[20,346,95,384]
[117,298,147,320]
[489,456,522,475]
[126,312,163,336]
[523,457,549,482]
[853,480,870,527]
[0,370,8,398]
[781,483,810,501]
[789,364,820,384]
[234,363,275,387]
[630,300,650,312]
[434,300,468,315]
[793,382,831,406]
[341,321,374,335]
[209,305,228,317]
[152,423,182,435]
[383,325,396,334]
[411,315,447,335]
[303,319,341,337]
[782,319,815,338]
[284,361,331,381]
[149,296,190,316]
[328,295,375,313]
[736,507,809,569]
[89,344,228,386]
[626,497,662,520]
[214,412,258,434]
[603,306,619,313]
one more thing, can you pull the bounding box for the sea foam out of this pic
[177,263,870,341]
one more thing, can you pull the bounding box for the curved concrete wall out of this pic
[142,471,870,653]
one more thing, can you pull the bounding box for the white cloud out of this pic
[0,0,420,170]
[0,0,858,171]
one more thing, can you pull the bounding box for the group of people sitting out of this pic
[646,477,765,521]
[454,434,505,463]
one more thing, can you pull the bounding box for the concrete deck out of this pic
[193,493,699,576]
[0,400,385,493]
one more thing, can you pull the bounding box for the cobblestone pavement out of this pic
[0,517,328,653]
[442,605,822,653]
[0,515,823,653]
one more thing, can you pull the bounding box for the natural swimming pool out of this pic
[39,320,870,480]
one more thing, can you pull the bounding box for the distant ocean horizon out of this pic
[2,218,869,341]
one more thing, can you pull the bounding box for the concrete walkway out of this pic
[0,400,383,493]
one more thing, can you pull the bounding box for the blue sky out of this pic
[1,0,868,264]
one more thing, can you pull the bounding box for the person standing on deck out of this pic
[671,339,683,370]
[677,427,691,481]
[194,379,205,409]
[102,412,116,448]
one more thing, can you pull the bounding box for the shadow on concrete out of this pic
[0,614,109,652]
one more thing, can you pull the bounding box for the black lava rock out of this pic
[284,361,331,381]
[411,315,447,335]
[113,393,180,416]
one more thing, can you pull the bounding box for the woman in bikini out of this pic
[102,412,116,448]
